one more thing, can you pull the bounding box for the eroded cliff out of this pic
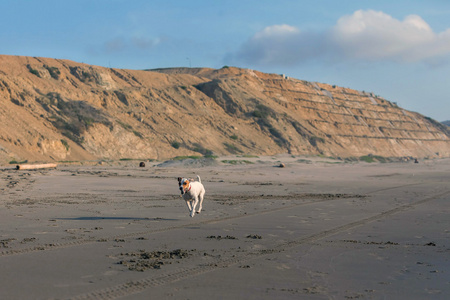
[0,55,448,163]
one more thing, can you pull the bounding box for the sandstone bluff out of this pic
[0,55,449,163]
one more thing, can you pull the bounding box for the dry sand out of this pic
[0,155,449,300]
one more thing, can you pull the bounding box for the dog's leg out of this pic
[197,190,205,214]
[185,200,192,213]
[190,196,199,217]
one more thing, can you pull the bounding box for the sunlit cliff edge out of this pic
[0,55,449,163]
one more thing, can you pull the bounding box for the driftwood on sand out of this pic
[16,163,57,170]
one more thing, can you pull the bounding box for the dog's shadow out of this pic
[55,216,177,221]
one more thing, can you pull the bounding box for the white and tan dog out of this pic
[177,175,205,217]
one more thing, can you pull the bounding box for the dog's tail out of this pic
[197,175,201,183]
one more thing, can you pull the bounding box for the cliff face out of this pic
[0,55,449,163]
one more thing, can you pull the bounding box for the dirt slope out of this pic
[0,55,449,163]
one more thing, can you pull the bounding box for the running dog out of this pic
[177,175,206,217]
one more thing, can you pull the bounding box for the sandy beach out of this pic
[0,155,449,300]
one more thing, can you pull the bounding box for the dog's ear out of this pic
[177,177,182,183]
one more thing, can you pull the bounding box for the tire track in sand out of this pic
[0,181,437,257]
[0,194,355,257]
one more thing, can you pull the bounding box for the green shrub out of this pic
[26,64,40,77]
[359,156,374,163]
[172,156,202,160]
[240,154,259,158]
[132,130,143,138]
[43,65,61,80]
[252,104,276,120]
[221,160,253,165]
[36,93,111,145]
[9,159,28,165]
[359,155,387,163]
[61,139,70,151]
[191,143,214,157]
[117,121,132,130]
[224,143,243,154]
[309,136,325,147]
[171,141,180,149]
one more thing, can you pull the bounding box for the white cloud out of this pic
[331,10,439,62]
[230,10,450,66]
[230,24,328,66]
[253,24,300,39]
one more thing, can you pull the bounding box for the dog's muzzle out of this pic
[179,187,184,195]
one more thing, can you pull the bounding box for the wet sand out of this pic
[0,155,449,299]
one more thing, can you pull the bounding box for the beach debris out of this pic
[118,249,191,271]
[207,235,237,240]
[0,238,16,248]
[246,234,262,239]
[139,161,146,167]
[278,163,285,168]
[16,163,57,170]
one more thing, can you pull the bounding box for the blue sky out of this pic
[1,0,450,121]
